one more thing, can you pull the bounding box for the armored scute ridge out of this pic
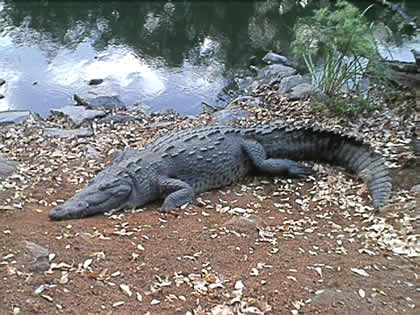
[49,122,392,220]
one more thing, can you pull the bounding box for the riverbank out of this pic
[0,78,418,313]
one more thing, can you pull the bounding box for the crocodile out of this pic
[49,122,392,220]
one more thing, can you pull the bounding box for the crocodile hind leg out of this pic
[157,176,195,211]
[242,140,312,178]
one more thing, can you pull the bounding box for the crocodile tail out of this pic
[256,124,392,208]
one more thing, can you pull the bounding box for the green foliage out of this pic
[292,1,381,97]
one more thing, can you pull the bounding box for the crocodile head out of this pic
[49,166,133,220]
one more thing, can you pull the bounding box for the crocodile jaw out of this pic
[49,170,132,220]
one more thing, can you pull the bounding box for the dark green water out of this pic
[0,0,418,116]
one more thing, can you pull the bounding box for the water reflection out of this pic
[1,0,264,116]
[0,0,418,116]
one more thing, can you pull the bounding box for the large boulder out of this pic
[50,106,105,127]
[0,110,31,126]
[278,75,310,93]
[212,108,250,125]
[75,95,125,110]
[262,52,289,65]
[87,95,125,110]
[287,83,327,101]
[257,64,297,84]
[374,25,419,87]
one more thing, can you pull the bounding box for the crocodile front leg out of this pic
[157,176,195,211]
[242,140,312,178]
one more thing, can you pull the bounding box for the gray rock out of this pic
[99,114,138,123]
[311,288,372,313]
[202,102,218,114]
[224,215,266,233]
[212,108,250,125]
[0,79,5,86]
[86,144,100,159]
[278,74,309,93]
[73,94,89,106]
[378,41,418,64]
[0,94,4,99]
[245,80,261,93]
[0,110,31,125]
[0,156,18,179]
[257,64,297,84]
[24,241,50,272]
[262,52,289,65]
[311,288,342,308]
[236,76,255,93]
[88,79,104,86]
[44,127,94,138]
[386,61,418,74]
[86,95,125,110]
[152,108,178,116]
[287,83,326,101]
[151,121,173,129]
[50,106,105,127]
[129,102,151,115]
[230,96,261,107]
[25,241,49,260]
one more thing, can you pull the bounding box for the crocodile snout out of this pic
[49,201,89,221]
[49,205,67,221]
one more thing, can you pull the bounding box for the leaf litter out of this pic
[0,84,418,313]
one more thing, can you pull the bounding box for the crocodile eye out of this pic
[99,183,110,191]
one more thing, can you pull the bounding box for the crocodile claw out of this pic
[287,163,312,178]
[158,207,181,218]
[159,206,181,213]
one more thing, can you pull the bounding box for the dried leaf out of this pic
[120,284,132,297]
[351,268,369,277]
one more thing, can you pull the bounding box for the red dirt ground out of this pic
[1,169,418,314]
